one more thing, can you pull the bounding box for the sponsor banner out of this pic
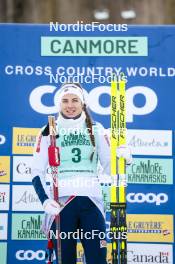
[0,156,10,183]
[77,243,173,264]
[15,248,51,262]
[127,243,173,264]
[127,158,173,184]
[13,156,33,182]
[1,25,175,130]
[12,128,40,154]
[8,241,174,264]
[28,85,158,120]
[0,185,10,210]
[101,184,173,213]
[9,240,53,263]
[0,243,7,264]
[11,213,46,240]
[0,213,8,240]
[13,156,52,182]
[105,213,174,243]
[41,36,148,56]
[127,214,174,242]
[127,130,172,156]
[126,185,173,214]
[127,190,169,207]
[12,185,44,211]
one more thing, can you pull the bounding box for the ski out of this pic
[110,74,127,264]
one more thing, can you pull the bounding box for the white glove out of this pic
[43,199,61,215]
[117,145,132,165]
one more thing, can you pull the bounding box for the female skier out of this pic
[31,83,132,264]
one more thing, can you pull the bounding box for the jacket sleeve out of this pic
[96,123,111,176]
[96,123,132,177]
[31,129,50,204]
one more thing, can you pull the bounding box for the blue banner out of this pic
[0,24,174,263]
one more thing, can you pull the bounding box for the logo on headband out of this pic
[58,84,85,106]
[64,88,69,92]
[61,84,84,96]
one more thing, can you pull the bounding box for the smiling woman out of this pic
[60,93,83,118]
[31,82,132,264]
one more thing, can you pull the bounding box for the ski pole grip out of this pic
[48,145,60,166]
[48,116,56,136]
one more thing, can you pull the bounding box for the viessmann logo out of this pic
[127,193,168,205]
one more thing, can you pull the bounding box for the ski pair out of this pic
[110,75,127,264]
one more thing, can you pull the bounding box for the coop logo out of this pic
[16,249,55,261]
[127,192,168,205]
[29,85,158,122]
[0,135,6,145]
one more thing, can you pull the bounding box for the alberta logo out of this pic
[12,128,40,154]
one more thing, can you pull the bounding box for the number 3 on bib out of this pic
[72,147,81,163]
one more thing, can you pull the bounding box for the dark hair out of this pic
[83,104,96,161]
[72,83,96,161]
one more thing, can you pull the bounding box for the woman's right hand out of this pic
[43,199,61,215]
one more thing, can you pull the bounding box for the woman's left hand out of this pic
[116,145,132,165]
